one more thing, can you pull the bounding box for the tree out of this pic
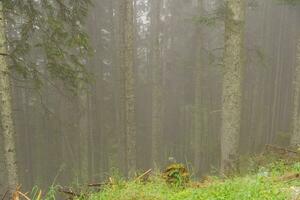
[119,0,137,177]
[220,0,246,174]
[0,0,91,192]
[194,0,204,176]
[291,39,300,146]
[150,0,163,168]
[0,2,18,191]
[78,85,89,183]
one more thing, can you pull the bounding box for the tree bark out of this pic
[78,89,89,183]
[291,38,300,146]
[194,0,204,176]
[120,0,137,177]
[150,0,163,169]
[220,0,245,174]
[0,2,19,192]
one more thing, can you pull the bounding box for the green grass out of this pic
[83,160,300,200]
[33,156,300,200]
[86,176,288,200]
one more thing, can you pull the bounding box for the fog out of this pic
[0,0,300,193]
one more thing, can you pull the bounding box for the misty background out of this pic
[0,0,300,193]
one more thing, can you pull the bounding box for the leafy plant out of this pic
[163,164,190,187]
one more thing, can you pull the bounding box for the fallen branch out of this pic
[58,187,81,198]
[265,144,299,155]
[277,173,300,182]
[88,177,113,187]
[17,191,31,200]
[1,190,8,200]
[0,53,8,56]
[12,186,22,200]
[134,169,152,182]
[87,182,105,187]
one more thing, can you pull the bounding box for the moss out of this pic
[162,164,190,186]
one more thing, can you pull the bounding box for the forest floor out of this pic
[82,160,300,200]
[19,146,300,200]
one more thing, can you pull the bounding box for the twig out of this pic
[109,177,114,185]
[1,190,8,200]
[17,191,31,200]
[87,183,105,187]
[134,169,152,182]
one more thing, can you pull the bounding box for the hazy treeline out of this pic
[0,0,300,193]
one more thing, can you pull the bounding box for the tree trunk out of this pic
[0,2,19,192]
[120,0,137,177]
[78,89,89,183]
[150,0,163,169]
[220,0,245,174]
[291,38,300,146]
[194,0,204,176]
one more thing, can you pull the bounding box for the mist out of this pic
[0,0,300,194]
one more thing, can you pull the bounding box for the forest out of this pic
[0,0,300,199]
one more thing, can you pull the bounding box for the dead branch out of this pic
[87,182,105,187]
[88,177,113,187]
[0,53,8,56]
[277,173,300,182]
[134,169,152,182]
[58,188,81,198]
[1,190,8,200]
[12,186,22,200]
[265,144,299,155]
[17,191,31,200]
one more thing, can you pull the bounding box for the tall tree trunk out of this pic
[150,0,163,168]
[291,38,300,146]
[194,0,204,176]
[113,0,127,176]
[78,89,89,183]
[120,0,137,177]
[220,0,245,174]
[0,2,19,192]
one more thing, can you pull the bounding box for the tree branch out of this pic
[0,53,8,56]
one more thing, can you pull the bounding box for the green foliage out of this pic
[36,156,300,200]
[81,174,290,200]
[30,185,58,200]
[2,0,92,93]
[64,159,300,200]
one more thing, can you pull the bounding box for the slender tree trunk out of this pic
[0,2,19,192]
[120,0,137,177]
[78,89,89,183]
[220,0,245,174]
[291,38,300,146]
[194,0,204,176]
[150,0,163,168]
[113,0,126,176]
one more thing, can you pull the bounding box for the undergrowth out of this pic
[30,152,300,200]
